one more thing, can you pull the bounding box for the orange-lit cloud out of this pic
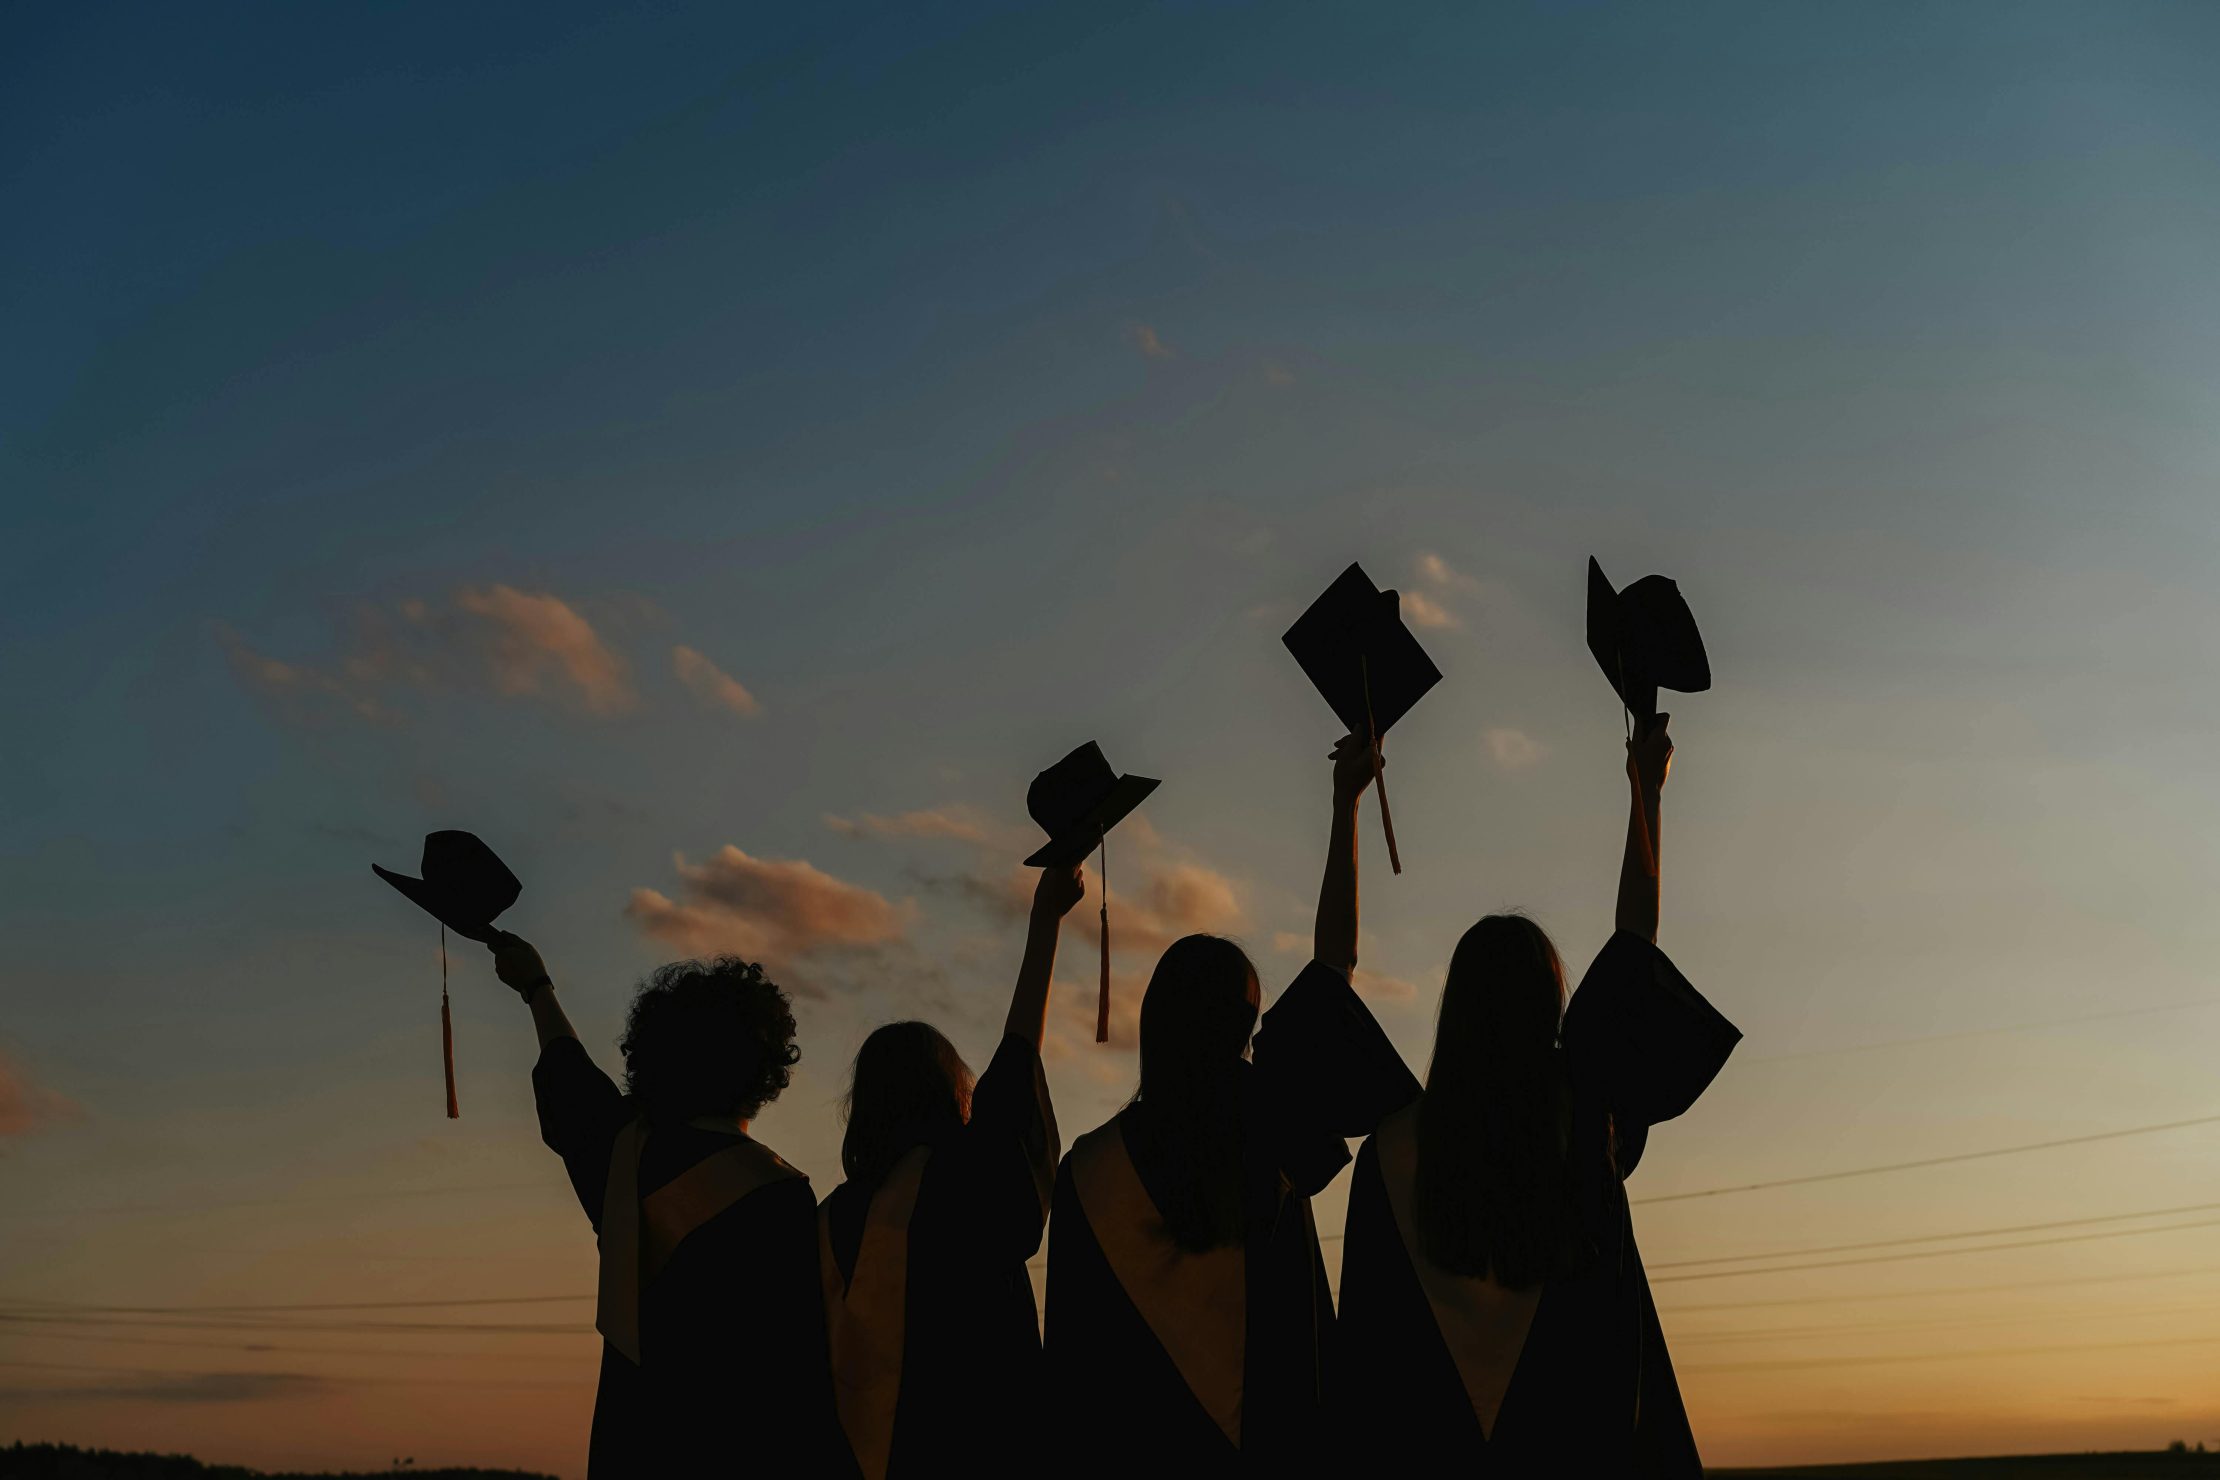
[824,807,990,844]
[670,644,760,717]
[625,846,910,979]
[213,622,389,723]
[1415,551,1481,594]
[1402,589,1461,630]
[0,1052,79,1137]
[219,586,649,723]
[1483,725,1546,769]
[455,585,633,713]
[1127,323,1174,359]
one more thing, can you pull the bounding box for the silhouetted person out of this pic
[488,935,853,1479]
[1335,716,1741,1476]
[816,861,1083,1479]
[1044,734,1419,1478]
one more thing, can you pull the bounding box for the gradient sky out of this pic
[6,2,2220,1472]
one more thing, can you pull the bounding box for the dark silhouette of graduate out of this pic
[815,835,1087,1480]
[1335,564,1739,1477]
[1043,730,1419,1478]
[486,935,853,1479]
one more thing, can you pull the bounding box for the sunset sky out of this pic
[6,2,2220,1473]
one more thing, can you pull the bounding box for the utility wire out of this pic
[1631,1113,2220,1204]
[1678,1332,2220,1375]
[0,1292,590,1316]
[1657,1263,2220,1315]
[1652,1216,2220,1283]
[1648,1200,2220,1269]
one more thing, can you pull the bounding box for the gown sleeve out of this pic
[961,1031,1061,1259]
[1562,931,1741,1178]
[1250,960,1423,1196]
[531,1034,631,1228]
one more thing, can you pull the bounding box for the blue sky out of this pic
[5,3,2220,1471]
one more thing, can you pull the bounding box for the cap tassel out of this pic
[1360,657,1402,875]
[441,925,459,1120]
[1095,827,1111,1045]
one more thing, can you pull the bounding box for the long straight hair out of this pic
[840,1020,974,1188]
[1413,914,1586,1287]
[1127,934,1261,1254]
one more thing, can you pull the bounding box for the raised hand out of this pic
[488,931,552,999]
[1331,731,1378,809]
[1627,712,1673,795]
[1033,862,1087,920]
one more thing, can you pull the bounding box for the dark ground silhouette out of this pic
[1714,1450,2220,1478]
[0,1443,553,1480]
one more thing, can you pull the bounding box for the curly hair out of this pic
[619,957,800,1124]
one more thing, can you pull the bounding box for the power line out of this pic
[1657,1263,2220,1315]
[1672,1298,2211,1346]
[0,1356,587,1389]
[1678,1331,2220,1375]
[1631,1113,2220,1205]
[1652,1215,2220,1283]
[1,1327,592,1362]
[1648,1200,2220,1269]
[0,1312,592,1336]
[0,1292,590,1316]
[0,1181,551,1221]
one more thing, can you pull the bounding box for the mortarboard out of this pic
[373,830,523,1117]
[1585,558,1711,729]
[1025,743,1159,1044]
[1282,562,1443,873]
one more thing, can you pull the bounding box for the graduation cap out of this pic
[1025,743,1159,1044]
[1585,558,1711,731]
[373,830,522,1118]
[1282,562,1443,874]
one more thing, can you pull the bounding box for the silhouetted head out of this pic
[619,957,799,1126]
[1130,934,1261,1253]
[841,1020,975,1186]
[1414,914,1588,1286]
[1138,934,1262,1089]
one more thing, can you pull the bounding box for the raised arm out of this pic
[1314,732,1375,976]
[1614,714,1673,943]
[1006,863,1085,1049]
[490,932,578,1050]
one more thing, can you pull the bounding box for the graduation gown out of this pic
[1043,962,1419,1479]
[533,1036,852,1480]
[818,1032,1060,1480]
[1336,932,1741,1477]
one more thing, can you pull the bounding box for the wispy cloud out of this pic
[626,846,912,983]
[671,644,760,717]
[825,807,989,844]
[0,1052,79,1138]
[1127,323,1174,360]
[1415,551,1481,594]
[7,1371,335,1404]
[455,585,633,713]
[213,622,391,724]
[1483,726,1547,769]
[1262,361,1295,386]
[1402,589,1461,630]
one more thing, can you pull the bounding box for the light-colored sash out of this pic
[595,1118,804,1364]
[1374,1103,1542,1440]
[819,1146,932,1480]
[1068,1120,1245,1448]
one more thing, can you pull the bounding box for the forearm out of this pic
[1004,905,1062,1049]
[1314,793,1361,975]
[1614,777,1663,943]
[526,981,578,1051]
